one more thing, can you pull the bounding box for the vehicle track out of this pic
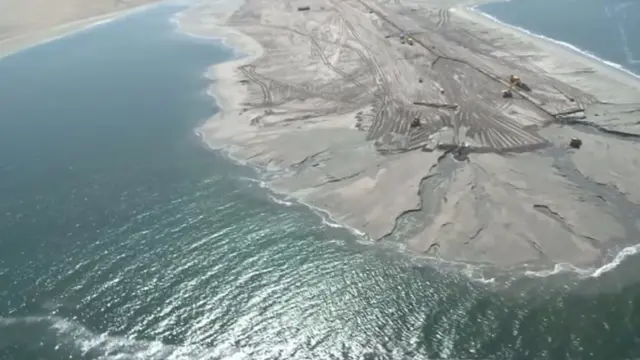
[266,24,374,96]
[355,0,587,121]
[239,65,272,106]
[332,0,395,143]
[436,8,450,29]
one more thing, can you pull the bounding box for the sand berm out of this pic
[178,0,640,269]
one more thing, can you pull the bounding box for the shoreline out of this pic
[467,4,640,84]
[450,0,640,278]
[0,1,163,60]
[461,6,640,280]
[455,4,640,278]
[452,5,640,104]
[179,0,640,273]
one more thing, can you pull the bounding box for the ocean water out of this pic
[479,0,640,76]
[2,3,640,360]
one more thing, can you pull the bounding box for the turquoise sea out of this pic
[1,2,640,359]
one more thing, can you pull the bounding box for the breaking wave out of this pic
[523,244,640,278]
[0,316,247,360]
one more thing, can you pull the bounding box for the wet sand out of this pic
[0,0,160,58]
[183,0,640,269]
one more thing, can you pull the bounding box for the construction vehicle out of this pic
[501,75,521,98]
[501,75,520,98]
[502,75,532,98]
[570,137,582,149]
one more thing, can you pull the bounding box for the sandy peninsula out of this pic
[0,0,160,58]
[179,0,640,268]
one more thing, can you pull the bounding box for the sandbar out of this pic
[179,0,640,268]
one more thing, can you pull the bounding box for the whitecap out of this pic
[268,194,293,207]
[523,243,640,278]
[0,316,247,360]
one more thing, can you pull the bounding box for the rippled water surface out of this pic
[2,4,640,360]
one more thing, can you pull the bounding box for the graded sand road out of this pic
[181,0,640,268]
[0,0,160,58]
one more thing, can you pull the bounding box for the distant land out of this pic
[0,0,159,58]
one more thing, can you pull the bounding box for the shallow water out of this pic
[2,4,640,360]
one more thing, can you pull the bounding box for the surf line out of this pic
[466,5,640,81]
[525,243,640,278]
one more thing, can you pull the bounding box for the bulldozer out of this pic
[502,75,531,98]
[397,31,414,45]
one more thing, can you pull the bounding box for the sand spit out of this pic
[0,0,161,59]
[182,0,640,268]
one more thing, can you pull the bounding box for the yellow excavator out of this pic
[502,75,520,98]
[502,75,531,98]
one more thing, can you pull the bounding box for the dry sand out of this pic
[0,0,161,58]
[182,0,640,269]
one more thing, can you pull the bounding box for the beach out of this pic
[0,0,161,58]
[177,0,640,269]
